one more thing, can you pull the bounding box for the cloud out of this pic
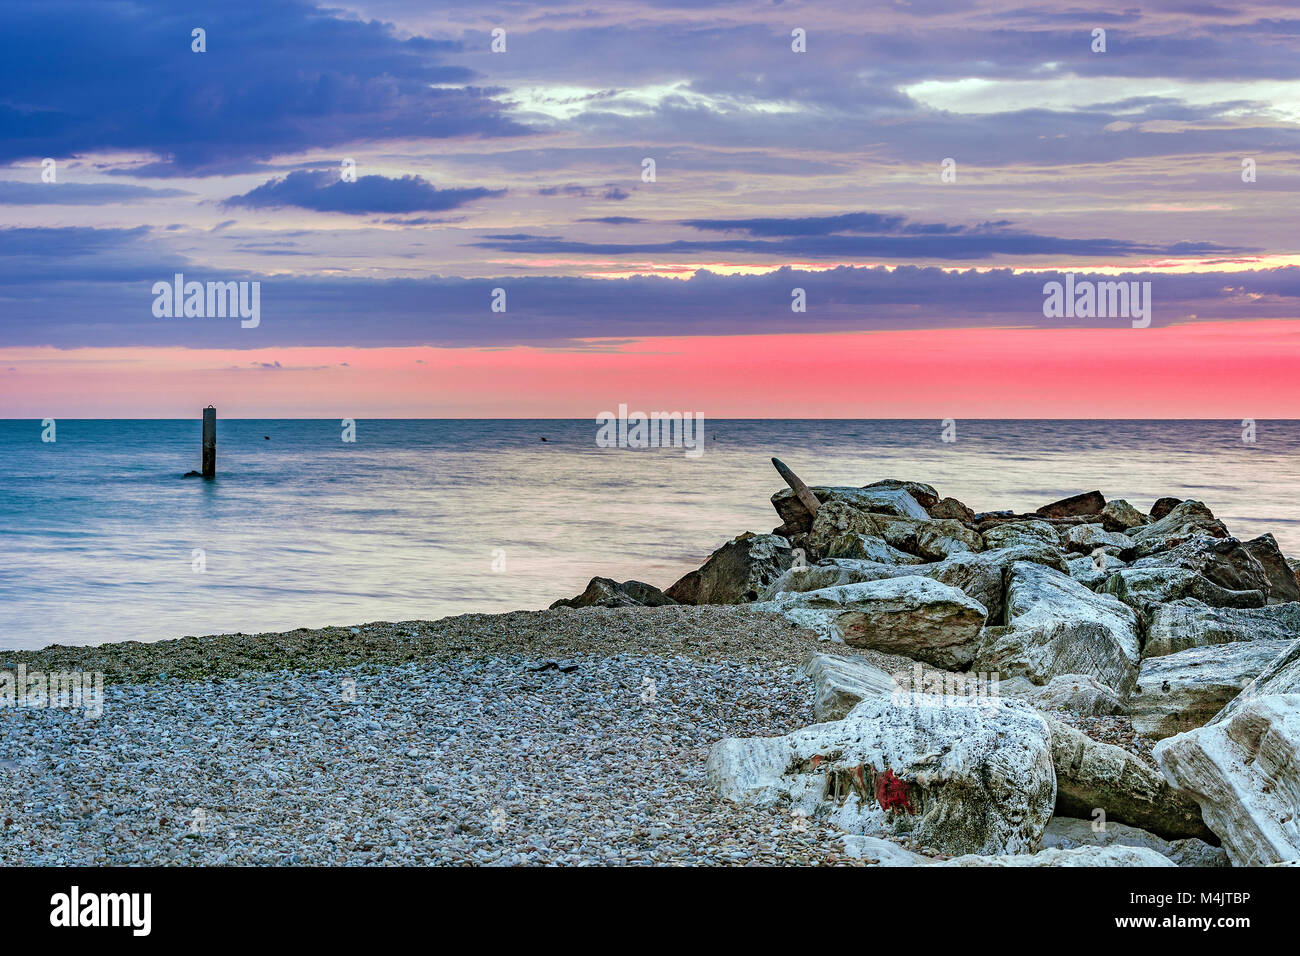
[223,170,505,214]
[0,181,191,205]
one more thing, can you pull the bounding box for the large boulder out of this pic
[872,515,984,561]
[1211,637,1300,725]
[937,845,1174,867]
[1036,490,1105,519]
[1045,715,1213,842]
[1100,567,1265,614]
[800,651,896,722]
[665,533,793,605]
[973,562,1142,695]
[1144,600,1300,658]
[1154,694,1300,866]
[823,532,924,565]
[1067,553,1127,590]
[1127,500,1229,557]
[863,479,940,510]
[772,485,930,534]
[549,577,676,609]
[1149,496,1182,521]
[1100,499,1148,532]
[707,695,1056,856]
[770,577,988,669]
[1127,640,1294,740]
[1129,535,1271,595]
[1243,533,1300,604]
[1039,817,1226,868]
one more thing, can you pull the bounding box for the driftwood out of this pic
[771,457,820,517]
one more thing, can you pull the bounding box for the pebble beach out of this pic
[0,606,958,866]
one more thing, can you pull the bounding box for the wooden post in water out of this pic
[201,405,216,479]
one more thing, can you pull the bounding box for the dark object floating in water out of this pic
[540,436,548,442]
[264,436,270,440]
[182,471,202,478]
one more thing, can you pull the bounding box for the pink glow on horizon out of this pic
[2,319,1299,418]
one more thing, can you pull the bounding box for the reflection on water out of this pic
[1,419,1297,649]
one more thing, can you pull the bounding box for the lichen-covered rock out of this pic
[1130,535,1271,595]
[1210,638,1300,725]
[1036,490,1106,519]
[863,479,940,510]
[1044,715,1212,842]
[936,844,1174,866]
[1100,567,1265,614]
[1065,523,1136,556]
[1127,500,1229,557]
[1144,599,1300,658]
[1153,694,1300,866]
[1039,817,1226,867]
[707,695,1056,856]
[549,577,676,609]
[1100,499,1149,532]
[973,562,1141,695]
[800,651,896,722]
[770,576,988,669]
[664,532,794,605]
[1243,533,1300,604]
[1128,640,1294,740]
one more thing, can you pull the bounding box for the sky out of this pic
[1,0,1299,417]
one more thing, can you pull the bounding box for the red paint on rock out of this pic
[874,769,914,814]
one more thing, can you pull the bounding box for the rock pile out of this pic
[551,467,1300,865]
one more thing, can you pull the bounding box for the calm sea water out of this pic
[1,419,1298,650]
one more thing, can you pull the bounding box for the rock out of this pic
[841,835,934,865]
[1100,567,1265,614]
[1023,674,1122,716]
[1039,817,1227,867]
[1035,490,1105,519]
[181,471,202,478]
[823,533,924,565]
[1211,638,1300,725]
[871,515,984,561]
[770,577,988,669]
[1100,499,1149,532]
[800,651,896,722]
[979,519,1060,550]
[1044,715,1213,842]
[1064,523,1135,556]
[1149,496,1182,521]
[863,479,940,510]
[771,485,930,534]
[936,845,1174,866]
[1128,640,1294,739]
[1130,535,1271,595]
[706,695,1056,857]
[549,577,676,609]
[1154,694,1300,866]
[928,496,975,525]
[664,533,794,605]
[1127,500,1229,557]
[1144,599,1300,658]
[761,542,1067,620]
[1243,533,1300,603]
[973,562,1142,695]
[1067,553,1127,590]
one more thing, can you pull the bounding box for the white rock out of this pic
[707,695,1056,857]
[1040,817,1228,867]
[1153,693,1300,866]
[936,844,1175,866]
[973,562,1141,695]
[841,834,934,865]
[800,651,895,722]
[1128,639,1294,740]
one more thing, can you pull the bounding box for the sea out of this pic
[1,419,1298,650]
